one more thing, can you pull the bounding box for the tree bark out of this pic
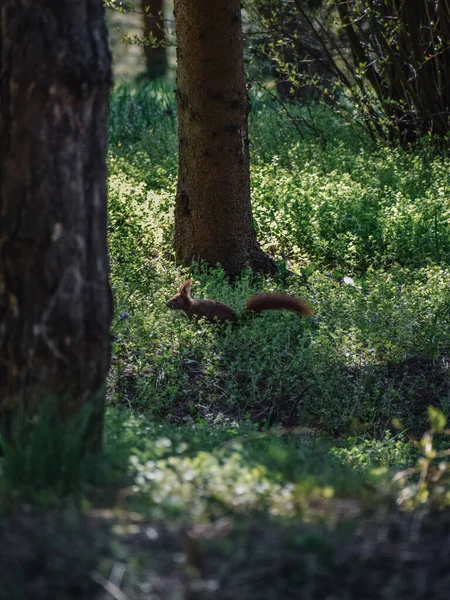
[0,0,113,447]
[173,0,277,277]
[141,0,168,80]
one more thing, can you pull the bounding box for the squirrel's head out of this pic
[166,279,193,310]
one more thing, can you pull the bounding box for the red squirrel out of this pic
[166,279,313,323]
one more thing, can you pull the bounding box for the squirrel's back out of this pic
[246,293,313,316]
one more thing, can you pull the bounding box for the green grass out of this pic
[0,402,415,517]
[104,81,450,515]
[108,85,450,434]
[110,411,416,520]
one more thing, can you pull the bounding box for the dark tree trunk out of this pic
[173,0,276,277]
[0,0,113,447]
[141,0,168,80]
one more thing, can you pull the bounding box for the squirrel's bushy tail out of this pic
[246,293,313,316]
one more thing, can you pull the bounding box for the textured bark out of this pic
[141,0,168,80]
[173,0,276,277]
[0,0,113,446]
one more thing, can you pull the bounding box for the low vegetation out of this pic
[1,82,449,598]
[108,83,450,434]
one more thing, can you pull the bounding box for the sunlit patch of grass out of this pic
[103,410,415,520]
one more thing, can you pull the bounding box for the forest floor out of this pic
[2,9,450,600]
[3,502,450,599]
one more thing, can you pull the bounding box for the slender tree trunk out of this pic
[173,0,276,277]
[141,0,168,80]
[0,0,113,447]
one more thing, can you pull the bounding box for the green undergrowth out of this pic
[93,81,450,522]
[108,82,450,436]
[110,264,450,433]
[1,401,449,600]
[104,409,417,520]
[0,405,414,516]
[2,408,450,600]
[3,403,450,520]
[109,83,450,272]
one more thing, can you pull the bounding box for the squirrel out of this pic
[166,279,313,324]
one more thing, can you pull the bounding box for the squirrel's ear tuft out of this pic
[180,279,193,295]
